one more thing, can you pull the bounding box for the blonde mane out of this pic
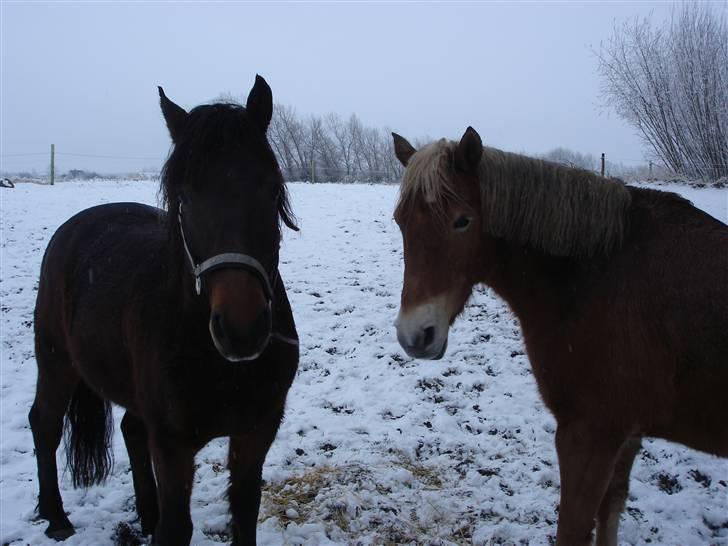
[400,139,458,210]
[398,139,632,258]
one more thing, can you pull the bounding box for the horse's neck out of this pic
[163,232,202,309]
[483,238,577,325]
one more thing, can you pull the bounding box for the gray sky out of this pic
[1,1,676,175]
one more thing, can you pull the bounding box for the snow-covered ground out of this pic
[1,180,726,546]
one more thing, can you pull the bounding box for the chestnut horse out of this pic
[392,128,727,546]
[30,76,299,545]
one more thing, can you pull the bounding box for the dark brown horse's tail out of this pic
[64,380,113,488]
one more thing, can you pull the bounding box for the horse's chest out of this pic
[161,364,291,441]
[520,328,585,417]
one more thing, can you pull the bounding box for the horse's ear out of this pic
[392,133,416,167]
[158,86,188,142]
[246,75,273,133]
[455,126,483,174]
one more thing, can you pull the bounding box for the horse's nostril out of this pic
[210,307,272,360]
[423,326,435,347]
[211,313,226,341]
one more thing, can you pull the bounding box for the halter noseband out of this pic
[177,200,298,348]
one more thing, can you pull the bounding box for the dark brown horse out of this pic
[30,75,299,545]
[391,128,727,546]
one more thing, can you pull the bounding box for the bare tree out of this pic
[269,104,310,179]
[307,115,340,181]
[268,104,296,174]
[597,3,728,181]
[543,147,599,171]
[347,114,367,177]
[324,113,353,178]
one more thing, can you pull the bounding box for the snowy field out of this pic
[1,180,726,546]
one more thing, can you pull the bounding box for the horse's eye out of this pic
[453,215,472,232]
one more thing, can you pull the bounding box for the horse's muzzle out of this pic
[395,302,450,360]
[397,326,448,360]
[207,269,272,362]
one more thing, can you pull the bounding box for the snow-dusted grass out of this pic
[1,180,726,546]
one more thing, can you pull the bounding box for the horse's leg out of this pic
[595,436,642,546]
[28,343,79,540]
[120,411,159,537]
[148,435,195,546]
[228,426,279,546]
[554,421,624,546]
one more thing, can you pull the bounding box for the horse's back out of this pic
[35,202,166,407]
[624,187,728,453]
[37,202,165,315]
[627,187,727,329]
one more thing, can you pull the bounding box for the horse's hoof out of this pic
[45,524,75,541]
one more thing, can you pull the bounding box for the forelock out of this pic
[398,139,459,215]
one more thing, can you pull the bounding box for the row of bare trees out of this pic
[598,3,727,182]
[268,105,405,182]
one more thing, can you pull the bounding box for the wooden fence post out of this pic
[50,144,55,185]
[600,153,605,177]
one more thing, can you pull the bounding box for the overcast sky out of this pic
[2,1,677,175]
